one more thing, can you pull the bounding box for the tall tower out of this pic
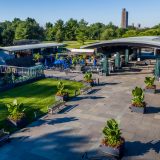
[121,8,128,29]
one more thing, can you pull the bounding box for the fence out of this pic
[0,65,45,92]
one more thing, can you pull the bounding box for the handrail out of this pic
[0,65,43,70]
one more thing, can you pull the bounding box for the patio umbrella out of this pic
[54,60,61,65]
[93,59,97,66]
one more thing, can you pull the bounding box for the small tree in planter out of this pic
[100,119,125,158]
[6,99,27,128]
[84,72,94,86]
[144,76,156,94]
[72,57,78,67]
[131,87,146,113]
[55,81,69,101]
[33,53,43,65]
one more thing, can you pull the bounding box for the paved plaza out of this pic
[1,68,160,160]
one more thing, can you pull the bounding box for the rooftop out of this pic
[0,43,65,52]
[82,36,160,49]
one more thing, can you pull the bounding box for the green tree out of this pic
[76,19,88,45]
[138,29,159,36]
[101,28,115,40]
[123,30,138,38]
[12,18,22,30]
[65,18,78,40]
[0,21,15,46]
[88,23,105,40]
[0,25,3,45]
[53,19,65,42]
[45,22,56,41]
[1,27,14,46]
[55,29,64,42]
[15,18,44,40]
[106,22,117,30]
[54,19,64,31]
[116,28,126,38]
[45,22,53,29]
[76,29,87,45]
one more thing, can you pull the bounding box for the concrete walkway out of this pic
[1,69,160,160]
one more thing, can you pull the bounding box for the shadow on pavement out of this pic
[146,106,160,114]
[70,96,105,101]
[4,129,90,160]
[125,140,160,157]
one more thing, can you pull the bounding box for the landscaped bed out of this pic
[0,78,84,132]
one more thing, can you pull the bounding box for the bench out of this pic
[80,86,92,95]
[135,61,147,66]
[82,152,116,160]
[0,129,9,145]
[48,101,66,114]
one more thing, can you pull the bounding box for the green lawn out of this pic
[0,78,84,132]
[43,40,99,48]
[64,40,99,49]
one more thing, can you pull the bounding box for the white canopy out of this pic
[70,49,94,53]
[69,49,95,55]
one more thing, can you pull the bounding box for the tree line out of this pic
[0,17,160,46]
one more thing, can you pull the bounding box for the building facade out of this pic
[121,8,128,29]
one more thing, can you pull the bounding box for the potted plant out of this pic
[84,72,94,86]
[144,76,156,94]
[130,87,146,113]
[33,53,43,65]
[6,99,27,128]
[55,81,69,101]
[72,56,77,67]
[100,119,125,158]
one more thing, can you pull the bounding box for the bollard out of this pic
[75,90,79,96]
[74,90,77,96]
[34,112,37,119]
[97,78,99,85]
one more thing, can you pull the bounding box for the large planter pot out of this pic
[0,134,9,146]
[55,94,69,102]
[130,105,146,114]
[76,65,82,71]
[35,62,42,66]
[99,140,125,158]
[145,86,156,94]
[7,117,28,128]
[84,81,94,87]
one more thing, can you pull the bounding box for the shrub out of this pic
[72,56,78,66]
[84,72,93,83]
[102,119,122,148]
[56,81,65,96]
[144,77,155,88]
[132,87,145,107]
[6,99,25,121]
[33,53,43,62]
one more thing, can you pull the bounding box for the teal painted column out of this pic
[125,49,129,65]
[155,58,160,79]
[115,52,121,69]
[102,55,109,76]
[57,47,61,53]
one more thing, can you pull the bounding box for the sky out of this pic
[0,0,160,27]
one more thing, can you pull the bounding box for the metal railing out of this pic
[0,65,45,91]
